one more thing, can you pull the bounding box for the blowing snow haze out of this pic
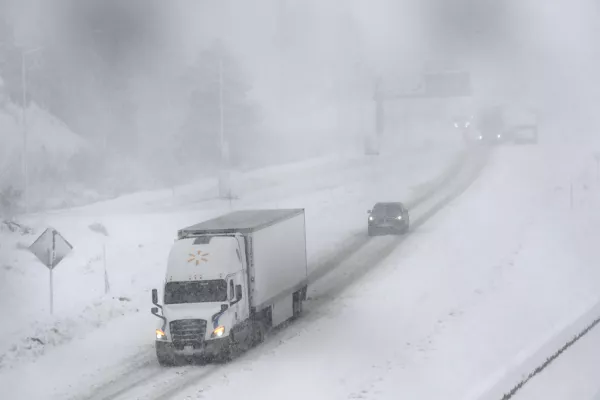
[3,1,600,399]
[0,0,598,212]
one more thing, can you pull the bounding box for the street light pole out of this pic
[20,46,42,214]
[217,56,231,199]
[219,58,224,166]
[21,50,28,213]
[277,0,287,144]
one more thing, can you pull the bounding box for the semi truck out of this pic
[151,209,308,365]
[475,104,538,145]
[502,105,539,144]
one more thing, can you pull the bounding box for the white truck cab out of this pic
[151,209,307,365]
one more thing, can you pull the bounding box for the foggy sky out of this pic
[3,0,600,167]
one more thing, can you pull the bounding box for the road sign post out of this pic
[570,182,574,210]
[28,228,73,314]
[103,243,110,294]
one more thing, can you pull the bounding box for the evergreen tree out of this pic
[178,40,260,169]
[0,15,25,107]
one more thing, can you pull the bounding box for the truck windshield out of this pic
[164,280,228,304]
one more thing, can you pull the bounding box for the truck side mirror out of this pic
[235,284,243,300]
[221,304,229,312]
[151,306,167,331]
[152,288,162,309]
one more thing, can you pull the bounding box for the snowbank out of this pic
[475,143,600,400]
[0,103,86,177]
[0,93,88,215]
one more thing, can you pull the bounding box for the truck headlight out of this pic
[397,215,402,220]
[156,329,167,340]
[368,216,374,221]
[212,326,225,338]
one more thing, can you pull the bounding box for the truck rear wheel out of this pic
[251,320,266,346]
[292,290,304,318]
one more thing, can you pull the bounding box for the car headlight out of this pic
[212,326,225,338]
[156,329,167,340]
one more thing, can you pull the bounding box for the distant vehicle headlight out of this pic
[369,216,374,221]
[397,215,402,220]
[454,123,459,128]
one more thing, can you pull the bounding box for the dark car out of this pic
[367,202,410,236]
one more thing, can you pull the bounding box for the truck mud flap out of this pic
[271,293,294,327]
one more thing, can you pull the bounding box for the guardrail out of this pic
[480,300,600,400]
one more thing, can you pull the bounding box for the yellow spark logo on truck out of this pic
[187,250,209,265]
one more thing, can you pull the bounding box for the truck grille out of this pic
[170,319,207,346]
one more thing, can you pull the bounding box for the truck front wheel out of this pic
[215,336,235,363]
[156,341,177,366]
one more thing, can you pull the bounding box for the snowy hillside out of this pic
[0,77,88,213]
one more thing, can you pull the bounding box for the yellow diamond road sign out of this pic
[28,228,73,270]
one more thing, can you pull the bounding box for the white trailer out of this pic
[503,105,539,144]
[151,209,308,365]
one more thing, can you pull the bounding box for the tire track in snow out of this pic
[78,147,490,400]
[306,148,472,286]
[67,351,160,400]
[307,146,489,306]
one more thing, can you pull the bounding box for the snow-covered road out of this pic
[1,138,471,399]
[162,143,600,400]
[4,135,600,400]
[131,142,600,400]
[57,147,489,400]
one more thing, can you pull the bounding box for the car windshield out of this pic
[372,204,403,216]
[164,280,228,304]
